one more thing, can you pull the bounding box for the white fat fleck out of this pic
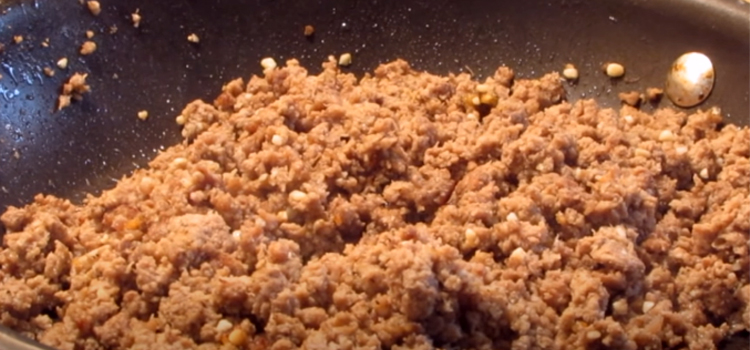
[289,190,307,202]
[271,134,284,146]
[658,130,675,142]
[642,301,655,313]
[615,226,627,238]
[675,146,688,155]
[506,212,519,222]
[216,319,233,333]
[623,115,634,124]
[254,217,266,228]
[232,230,241,240]
[260,57,277,70]
[464,228,479,248]
[586,330,602,340]
[171,157,188,168]
[699,168,709,179]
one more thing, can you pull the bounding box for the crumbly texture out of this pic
[1,59,748,350]
[618,91,641,107]
[80,41,97,55]
[57,73,90,111]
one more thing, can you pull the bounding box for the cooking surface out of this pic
[0,0,747,210]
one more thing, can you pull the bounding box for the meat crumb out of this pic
[646,87,664,102]
[56,57,69,69]
[338,52,353,66]
[187,33,200,43]
[79,41,97,55]
[86,1,101,16]
[57,73,90,111]
[303,25,315,37]
[43,67,55,77]
[13,35,23,44]
[131,10,142,28]
[618,90,642,106]
[41,38,50,48]
[109,25,118,34]
[85,30,95,39]
[137,110,149,120]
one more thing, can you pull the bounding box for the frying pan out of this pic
[0,0,747,349]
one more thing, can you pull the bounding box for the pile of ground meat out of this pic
[0,58,748,350]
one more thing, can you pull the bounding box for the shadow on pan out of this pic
[0,0,747,349]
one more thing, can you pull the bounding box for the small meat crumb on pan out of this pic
[86,1,101,16]
[1,58,748,350]
[57,72,90,111]
[79,41,97,55]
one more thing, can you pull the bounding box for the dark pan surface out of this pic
[0,1,748,349]
[0,0,748,211]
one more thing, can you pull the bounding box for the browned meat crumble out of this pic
[1,58,748,350]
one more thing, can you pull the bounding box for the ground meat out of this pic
[1,58,748,350]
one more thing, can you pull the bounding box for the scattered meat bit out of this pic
[57,73,90,111]
[109,25,118,34]
[43,67,55,77]
[56,57,69,69]
[137,110,149,120]
[303,25,315,37]
[604,62,625,78]
[85,30,95,39]
[79,41,97,55]
[12,149,19,159]
[131,9,142,28]
[187,33,200,43]
[260,57,277,70]
[646,87,664,102]
[0,43,5,53]
[41,38,50,48]
[338,52,352,66]
[13,35,23,44]
[562,63,578,81]
[1,58,748,350]
[618,90,642,106]
[86,1,101,16]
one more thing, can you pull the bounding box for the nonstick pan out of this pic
[0,0,748,349]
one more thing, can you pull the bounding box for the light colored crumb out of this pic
[41,38,50,48]
[562,63,578,81]
[604,62,625,78]
[260,57,277,70]
[86,30,95,39]
[80,41,97,55]
[43,67,55,77]
[338,53,352,66]
[86,1,101,16]
[137,110,149,120]
[187,33,200,43]
[132,10,142,28]
[109,25,118,34]
[57,57,69,69]
[13,35,23,44]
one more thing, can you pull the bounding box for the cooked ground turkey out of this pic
[1,58,748,350]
